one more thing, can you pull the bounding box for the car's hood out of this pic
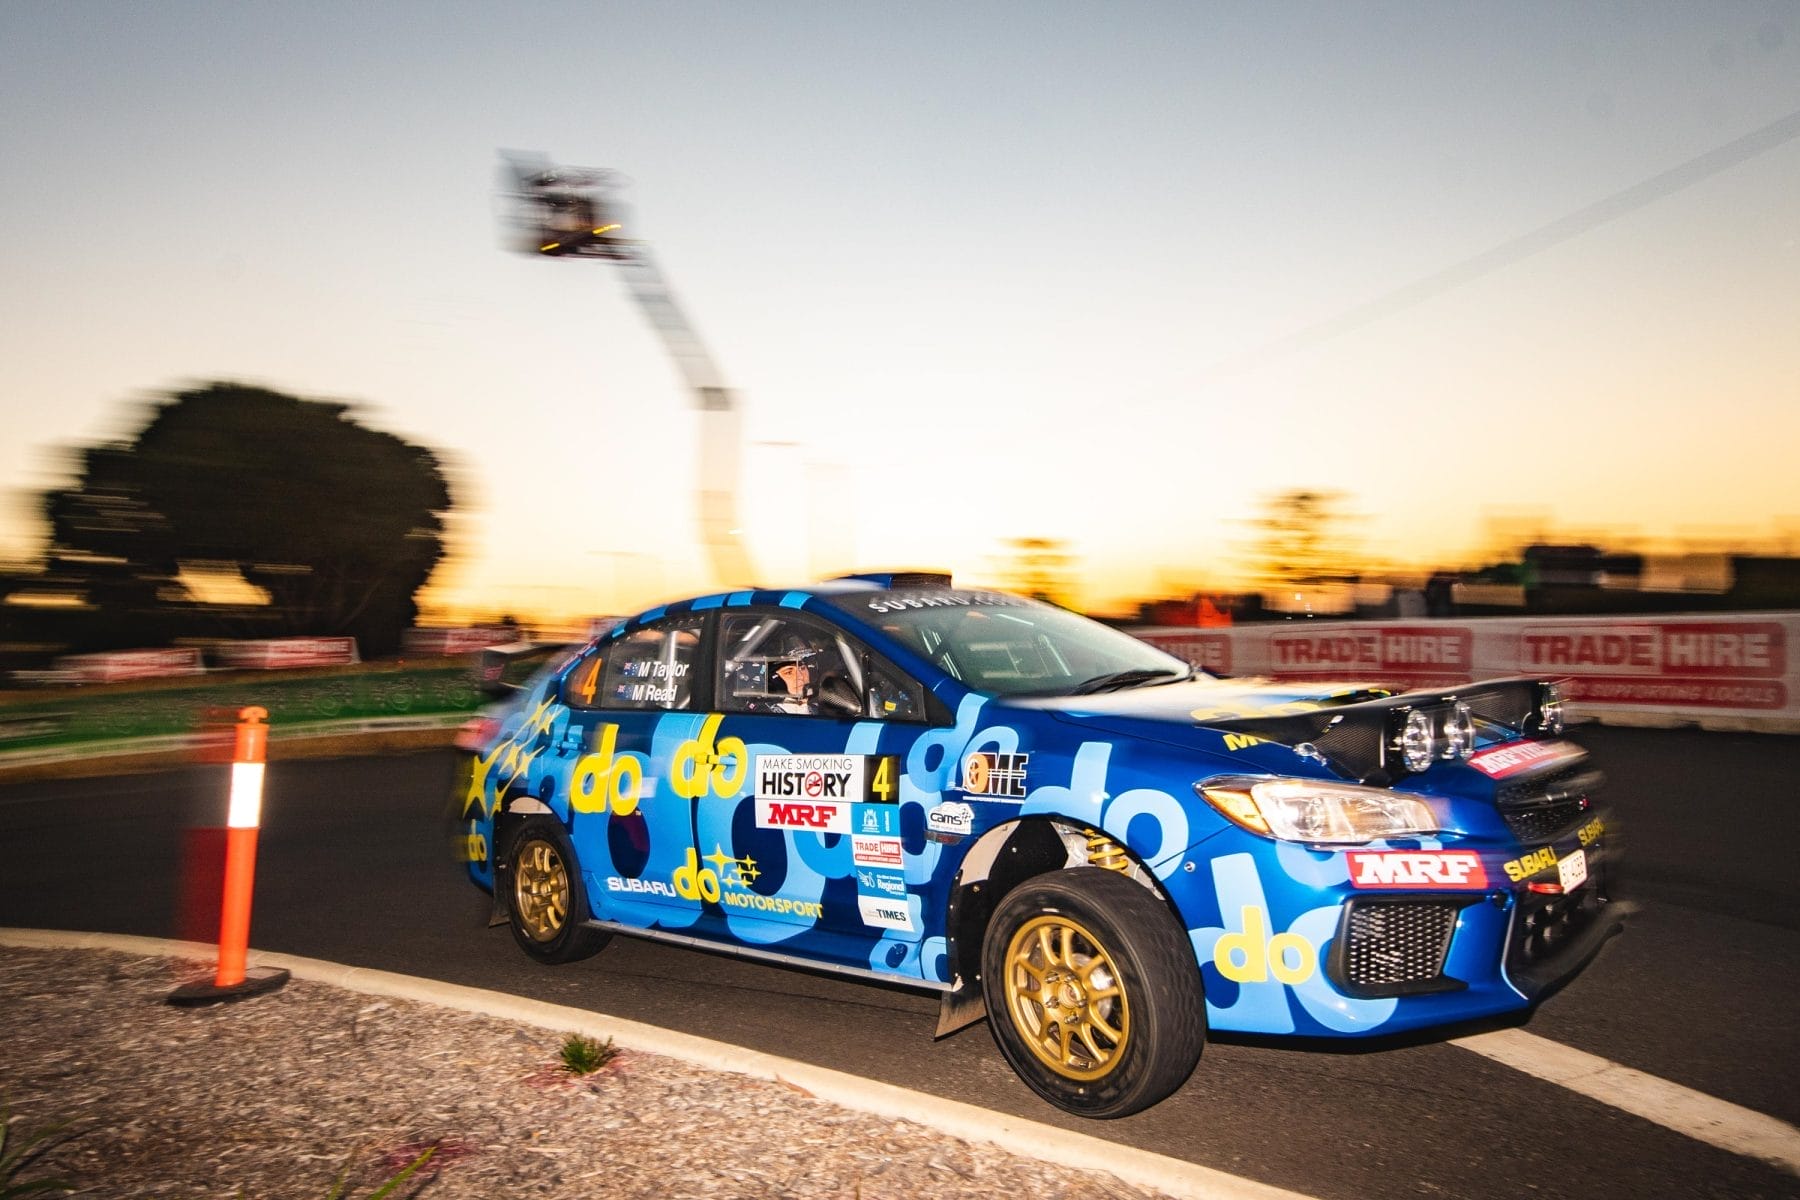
[1015,676,1401,724]
[1012,675,1549,784]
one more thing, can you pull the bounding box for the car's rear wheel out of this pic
[980,866,1204,1118]
[504,817,609,964]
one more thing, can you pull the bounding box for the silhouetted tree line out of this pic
[1,382,452,662]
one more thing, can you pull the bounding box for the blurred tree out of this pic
[42,382,452,657]
[1002,537,1077,608]
[1244,489,1361,587]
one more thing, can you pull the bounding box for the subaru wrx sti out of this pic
[456,574,1625,1117]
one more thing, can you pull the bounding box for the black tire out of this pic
[502,816,610,964]
[980,866,1204,1118]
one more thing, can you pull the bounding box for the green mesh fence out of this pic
[0,662,486,756]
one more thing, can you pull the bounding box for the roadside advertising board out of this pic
[402,627,515,656]
[1135,613,1800,732]
[59,648,207,684]
[214,637,361,670]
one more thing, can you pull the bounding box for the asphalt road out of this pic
[2,726,1796,1199]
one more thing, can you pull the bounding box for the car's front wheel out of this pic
[980,866,1204,1118]
[503,817,610,964]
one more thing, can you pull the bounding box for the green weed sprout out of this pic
[559,1032,617,1075]
[324,1144,437,1200]
[0,1102,76,1198]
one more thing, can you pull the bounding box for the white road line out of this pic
[1451,1028,1800,1176]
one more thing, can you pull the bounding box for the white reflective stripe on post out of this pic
[227,762,266,829]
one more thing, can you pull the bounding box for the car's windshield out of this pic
[838,591,1189,696]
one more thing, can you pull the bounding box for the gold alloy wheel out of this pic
[512,837,571,943]
[1002,913,1129,1081]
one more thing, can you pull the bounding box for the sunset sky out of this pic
[2,3,1796,620]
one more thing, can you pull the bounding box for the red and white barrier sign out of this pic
[1517,621,1785,710]
[1139,632,1233,676]
[402,627,515,656]
[1136,613,1800,731]
[1266,625,1474,689]
[60,647,206,684]
[216,637,360,671]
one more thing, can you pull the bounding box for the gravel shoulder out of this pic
[0,946,1181,1200]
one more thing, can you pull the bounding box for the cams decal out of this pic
[926,801,975,836]
[1347,850,1489,890]
[962,751,1028,798]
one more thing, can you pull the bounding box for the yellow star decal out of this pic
[462,743,502,818]
[524,698,558,738]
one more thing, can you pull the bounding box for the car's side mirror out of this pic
[475,648,522,699]
[475,641,569,700]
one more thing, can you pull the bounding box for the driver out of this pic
[767,637,819,715]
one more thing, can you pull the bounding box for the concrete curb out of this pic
[0,928,1316,1200]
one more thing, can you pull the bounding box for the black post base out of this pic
[167,965,292,1006]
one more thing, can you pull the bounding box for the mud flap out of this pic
[935,976,987,1038]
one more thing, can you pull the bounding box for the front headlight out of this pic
[1537,682,1566,735]
[1197,776,1440,844]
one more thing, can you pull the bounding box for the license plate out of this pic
[1558,848,1589,892]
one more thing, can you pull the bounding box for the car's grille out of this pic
[1331,898,1467,998]
[1497,766,1602,842]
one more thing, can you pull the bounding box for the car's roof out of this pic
[611,573,964,632]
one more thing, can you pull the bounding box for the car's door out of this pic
[682,608,933,970]
[554,613,709,931]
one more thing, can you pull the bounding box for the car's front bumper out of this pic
[1184,810,1628,1038]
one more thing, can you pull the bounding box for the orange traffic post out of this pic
[169,706,291,1005]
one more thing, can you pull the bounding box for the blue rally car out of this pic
[456,573,1625,1117]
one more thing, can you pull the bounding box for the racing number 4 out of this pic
[870,755,897,803]
[574,659,601,705]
